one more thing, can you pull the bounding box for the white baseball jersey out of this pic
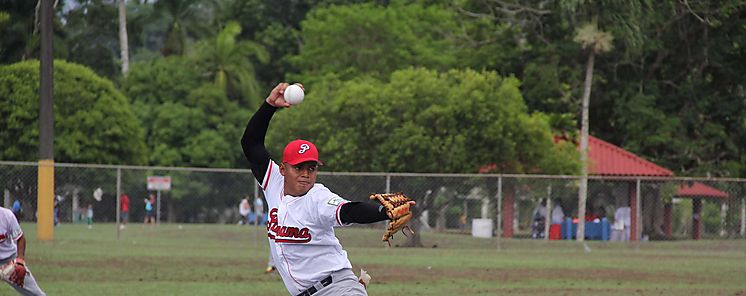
[261,161,352,295]
[0,207,22,260]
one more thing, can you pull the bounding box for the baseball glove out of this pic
[369,192,416,246]
[0,258,26,287]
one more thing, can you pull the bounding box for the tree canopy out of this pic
[0,0,744,177]
[122,56,248,167]
[267,68,580,174]
[292,2,461,82]
[0,60,147,164]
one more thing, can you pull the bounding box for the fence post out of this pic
[720,202,728,237]
[386,175,391,193]
[496,176,502,250]
[254,178,259,204]
[156,190,161,226]
[545,185,552,240]
[741,197,746,237]
[635,179,642,244]
[116,167,121,239]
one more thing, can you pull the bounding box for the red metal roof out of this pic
[587,136,674,177]
[676,182,729,199]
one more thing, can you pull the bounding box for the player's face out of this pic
[280,161,319,196]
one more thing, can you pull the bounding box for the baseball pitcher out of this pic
[241,83,415,296]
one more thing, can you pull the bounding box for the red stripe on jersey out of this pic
[262,162,273,191]
[335,202,347,226]
[279,242,304,287]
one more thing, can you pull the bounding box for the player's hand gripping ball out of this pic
[283,84,304,105]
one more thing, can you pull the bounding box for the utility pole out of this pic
[38,0,55,241]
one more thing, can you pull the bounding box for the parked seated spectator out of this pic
[531,199,547,239]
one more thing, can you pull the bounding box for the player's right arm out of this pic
[241,83,294,182]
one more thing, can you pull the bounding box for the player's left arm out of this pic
[9,231,28,287]
[339,202,389,224]
[15,234,25,261]
[316,191,388,227]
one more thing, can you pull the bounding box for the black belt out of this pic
[296,275,333,296]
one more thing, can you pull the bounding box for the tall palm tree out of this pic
[573,23,613,242]
[153,0,217,56]
[194,21,269,109]
[118,0,130,75]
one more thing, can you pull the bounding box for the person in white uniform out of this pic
[241,83,396,296]
[612,206,631,241]
[0,207,46,295]
[551,199,565,225]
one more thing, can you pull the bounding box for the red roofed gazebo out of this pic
[677,182,728,199]
[587,136,728,240]
[587,136,674,177]
[587,136,673,241]
[499,135,725,240]
[675,182,729,239]
[501,136,673,240]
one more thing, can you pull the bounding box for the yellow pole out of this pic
[37,159,54,241]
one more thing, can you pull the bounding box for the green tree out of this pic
[227,0,391,86]
[267,68,579,175]
[62,0,121,78]
[151,0,219,56]
[193,21,269,109]
[123,57,248,167]
[266,68,578,246]
[0,11,9,28]
[292,2,460,82]
[0,60,147,164]
[0,1,68,64]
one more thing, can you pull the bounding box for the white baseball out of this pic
[284,84,304,105]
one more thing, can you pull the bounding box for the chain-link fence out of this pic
[2,161,745,241]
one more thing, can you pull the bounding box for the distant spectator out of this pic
[531,199,547,239]
[551,199,565,225]
[238,198,251,225]
[11,200,22,222]
[86,204,94,229]
[143,194,156,226]
[120,193,130,229]
[611,206,631,241]
[254,197,265,226]
[533,199,548,219]
[53,195,62,226]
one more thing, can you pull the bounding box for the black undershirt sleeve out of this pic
[241,102,277,183]
[339,202,390,224]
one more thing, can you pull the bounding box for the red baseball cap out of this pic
[282,139,323,165]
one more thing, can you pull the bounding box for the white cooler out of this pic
[471,218,493,238]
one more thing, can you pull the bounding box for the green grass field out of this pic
[14,223,746,295]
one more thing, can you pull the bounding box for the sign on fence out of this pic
[147,176,171,191]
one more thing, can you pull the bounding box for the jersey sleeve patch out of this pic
[315,191,350,227]
[327,196,345,207]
